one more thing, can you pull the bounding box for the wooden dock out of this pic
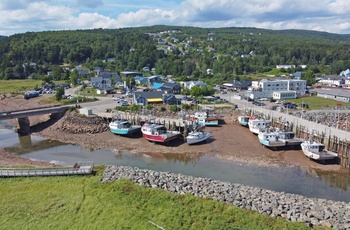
[0,161,94,177]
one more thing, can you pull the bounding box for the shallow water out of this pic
[1,129,350,202]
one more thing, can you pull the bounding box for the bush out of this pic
[145,105,153,110]
[181,104,190,110]
[160,107,166,112]
[170,105,179,113]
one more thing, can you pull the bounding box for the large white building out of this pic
[247,79,307,100]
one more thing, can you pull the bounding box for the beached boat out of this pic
[248,117,271,134]
[300,141,338,161]
[109,119,141,135]
[258,128,303,148]
[141,123,181,143]
[190,111,219,126]
[238,115,250,127]
[186,131,211,145]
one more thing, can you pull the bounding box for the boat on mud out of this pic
[238,115,250,127]
[248,116,271,134]
[258,127,303,148]
[109,119,141,135]
[301,141,338,161]
[190,111,219,126]
[186,131,211,145]
[141,123,181,143]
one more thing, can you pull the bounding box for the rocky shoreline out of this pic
[102,165,350,230]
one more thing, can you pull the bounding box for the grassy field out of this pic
[284,95,350,110]
[0,80,68,95]
[0,80,43,94]
[0,167,318,230]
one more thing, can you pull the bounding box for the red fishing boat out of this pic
[141,123,181,143]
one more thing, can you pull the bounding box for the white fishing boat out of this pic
[301,141,338,161]
[186,131,211,145]
[248,117,271,134]
[190,111,219,126]
[237,115,250,127]
[258,128,303,148]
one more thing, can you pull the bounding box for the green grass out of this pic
[0,80,43,94]
[0,80,67,95]
[0,167,320,230]
[284,95,350,110]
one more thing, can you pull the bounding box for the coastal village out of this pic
[2,28,350,229]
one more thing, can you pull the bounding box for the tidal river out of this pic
[1,128,350,203]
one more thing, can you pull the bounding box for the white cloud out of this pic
[1,0,350,35]
[117,9,178,27]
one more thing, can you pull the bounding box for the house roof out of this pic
[162,82,180,88]
[135,91,164,99]
[152,83,163,89]
[313,88,350,98]
[224,81,251,88]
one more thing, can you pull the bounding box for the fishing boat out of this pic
[109,119,141,135]
[258,128,303,148]
[190,111,219,126]
[186,131,211,145]
[237,115,250,127]
[141,123,181,143]
[300,141,338,161]
[248,116,271,134]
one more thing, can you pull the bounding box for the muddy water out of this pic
[1,129,350,202]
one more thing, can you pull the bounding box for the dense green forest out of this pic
[1,25,350,84]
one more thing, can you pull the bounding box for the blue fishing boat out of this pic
[109,119,141,135]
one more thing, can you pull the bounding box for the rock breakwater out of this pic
[102,165,350,229]
[52,111,109,134]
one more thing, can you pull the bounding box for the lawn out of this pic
[0,80,67,95]
[0,80,43,94]
[284,95,350,110]
[0,167,316,230]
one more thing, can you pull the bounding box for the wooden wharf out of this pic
[0,161,94,177]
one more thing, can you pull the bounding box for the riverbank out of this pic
[102,165,350,229]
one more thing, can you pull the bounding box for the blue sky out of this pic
[1,0,350,36]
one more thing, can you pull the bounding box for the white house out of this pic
[276,65,296,69]
[247,79,307,100]
[181,81,207,89]
[317,76,344,87]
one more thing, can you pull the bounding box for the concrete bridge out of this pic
[0,105,68,134]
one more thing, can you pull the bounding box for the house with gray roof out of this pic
[161,82,182,94]
[133,91,164,106]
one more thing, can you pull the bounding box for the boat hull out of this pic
[186,132,211,145]
[197,118,219,126]
[110,127,141,135]
[142,133,179,143]
[258,138,286,147]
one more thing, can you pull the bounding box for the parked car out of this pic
[120,101,129,106]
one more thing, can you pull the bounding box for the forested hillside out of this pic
[1,26,350,83]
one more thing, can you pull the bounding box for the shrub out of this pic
[170,105,179,113]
